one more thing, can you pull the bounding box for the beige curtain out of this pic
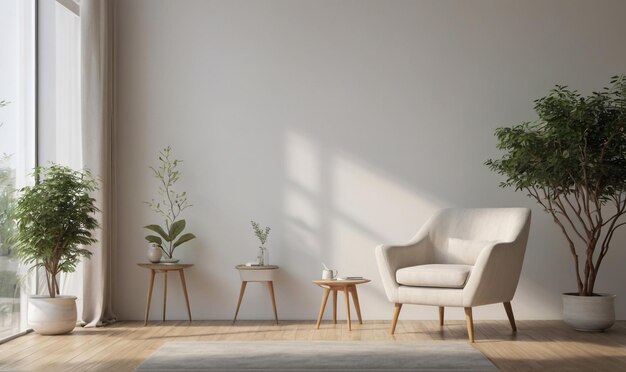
[80,0,117,327]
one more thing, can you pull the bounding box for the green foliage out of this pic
[13,165,99,298]
[0,271,19,298]
[251,221,271,246]
[486,76,626,296]
[0,156,16,256]
[144,146,196,258]
[0,101,16,256]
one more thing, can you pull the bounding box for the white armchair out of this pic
[375,208,531,342]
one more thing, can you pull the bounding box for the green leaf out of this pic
[144,224,169,241]
[169,219,186,241]
[145,235,163,245]
[173,233,196,248]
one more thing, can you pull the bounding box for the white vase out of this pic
[147,243,162,263]
[28,295,77,335]
[562,293,615,331]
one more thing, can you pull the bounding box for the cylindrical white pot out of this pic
[28,295,77,335]
[562,293,615,332]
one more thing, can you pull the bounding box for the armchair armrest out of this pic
[375,233,433,303]
[462,240,526,307]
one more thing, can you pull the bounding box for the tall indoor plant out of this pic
[13,165,99,334]
[144,146,196,262]
[486,76,626,331]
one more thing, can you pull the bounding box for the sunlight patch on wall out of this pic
[330,154,441,243]
[284,132,323,259]
[284,129,445,273]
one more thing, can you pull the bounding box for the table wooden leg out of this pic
[162,270,168,322]
[233,281,247,324]
[343,286,352,331]
[349,285,363,324]
[144,269,155,326]
[266,281,279,325]
[332,289,337,324]
[178,269,192,322]
[315,287,331,329]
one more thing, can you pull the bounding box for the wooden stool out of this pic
[138,263,193,326]
[233,265,279,324]
[313,278,370,331]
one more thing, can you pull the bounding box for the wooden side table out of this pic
[312,278,370,331]
[233,265,279,324]
[138,263,193,326]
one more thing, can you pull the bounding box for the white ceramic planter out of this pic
[147,243,163,263]
[28,295,77,335]
[562,293,615,332]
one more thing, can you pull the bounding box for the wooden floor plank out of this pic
[0,320,624,371]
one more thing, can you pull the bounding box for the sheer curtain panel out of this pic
[80,0,116,327]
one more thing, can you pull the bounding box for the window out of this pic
[55,0,82,169]
[0,0,36,340]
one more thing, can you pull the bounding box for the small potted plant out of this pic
[144,146,196,262]
[486,75,626,331]
[13,165,99,335]
[251,221,270,265]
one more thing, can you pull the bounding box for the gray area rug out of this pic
[136,341,498,371]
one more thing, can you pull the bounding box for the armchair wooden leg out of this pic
[464,307,475,343]
[438,306,444,326]
[503,301,517,332]
[390,303,402,335]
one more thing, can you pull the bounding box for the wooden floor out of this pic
[0,320,625,371]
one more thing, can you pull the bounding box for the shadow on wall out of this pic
[282,129,443,303]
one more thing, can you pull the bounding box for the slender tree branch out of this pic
[528,186,584,293]
[549,190,588,243]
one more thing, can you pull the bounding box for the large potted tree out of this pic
[13,165,99,335]
[486,76,626,331]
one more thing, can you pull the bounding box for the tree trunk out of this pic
[48,271,56,298]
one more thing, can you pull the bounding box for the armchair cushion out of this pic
[396,264,472,288]
[444,238,496,265]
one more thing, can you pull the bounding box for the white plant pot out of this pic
[147,243,163,263]
[562,293,615,332]
[28,295,77,335]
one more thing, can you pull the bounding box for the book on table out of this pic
[336,276,364,280]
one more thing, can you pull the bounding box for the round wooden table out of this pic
[137,263,193,326]
[312,278,370,331]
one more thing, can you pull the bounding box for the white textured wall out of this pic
[114,0,626,321]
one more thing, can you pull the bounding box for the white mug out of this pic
[322,269,338,280]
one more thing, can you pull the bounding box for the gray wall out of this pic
[114,0,626,321]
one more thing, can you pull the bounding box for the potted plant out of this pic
[486,75,626,331]
[144,146,196,262]
[251,221,271,265]
[13,165,99,335]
